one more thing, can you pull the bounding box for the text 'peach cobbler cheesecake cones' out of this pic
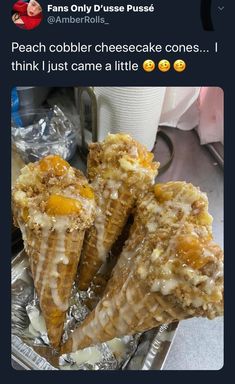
[77,134,160,290]
[62,182,223,353]
[12,155,96,348]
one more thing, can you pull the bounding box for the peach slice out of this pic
[176,235,211,269]
[78,185,94,199]
[154,184,173,203]
[45,195,81,216]
[138,151,154,168]
[39,155,69,176]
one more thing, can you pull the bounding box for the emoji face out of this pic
[173,59,186,72]
[143,60,155,72]
[158,60,171,72]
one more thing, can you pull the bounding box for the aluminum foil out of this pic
[11,105,78,163]
[12,250,178,370]
[11,251,140,370]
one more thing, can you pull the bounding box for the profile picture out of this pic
[12,0,43,30]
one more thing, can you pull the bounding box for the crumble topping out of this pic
[119,181,223,318]
[12,155,96,232]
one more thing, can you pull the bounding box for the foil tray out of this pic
[11,251,178,370]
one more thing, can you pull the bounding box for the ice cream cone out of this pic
[24,226,85,347]
[84,216,134,310]
[77,186,135,290]
[62,182,223,353]
[77,134,159,290]
[12,155,96,347]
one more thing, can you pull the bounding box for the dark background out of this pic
[0,0,232,382]
[5,0,227,85]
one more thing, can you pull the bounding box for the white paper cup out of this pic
[94,87,166,150]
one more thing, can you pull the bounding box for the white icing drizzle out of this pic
[18,221,27,243]
[93,179,122,261]
[32,216,71,312]
[191,297,204,308]
[106,179,122,200]
[151,278,180,295]
[35,226,50,287]
[113,233,144,276]
[110,190,119,200]
[69,347,103,365]
[119,157,153,175]
[165,200,192,215]
[203,278,216,295]
[129,146,138,157]
[48,218,70,311]
[214,260,224,278]
[146,222,158,233]
[14,190,27,203]
[106,338,127,359]
[150,248,162,262]
[51,277,68,312]
[118,158,137,172]
[31,211,52,228]
[94,208,107,261]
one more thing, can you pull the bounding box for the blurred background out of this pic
[11,86,223,169]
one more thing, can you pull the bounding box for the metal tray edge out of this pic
[12,335,57,370]
[141,322,179,370]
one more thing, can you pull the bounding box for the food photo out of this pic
[11,86,224,370]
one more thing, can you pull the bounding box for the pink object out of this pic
[197,87,224,144]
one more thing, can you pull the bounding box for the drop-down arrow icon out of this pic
[218,6,224,11]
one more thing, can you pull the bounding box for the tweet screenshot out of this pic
[2,0,226,374]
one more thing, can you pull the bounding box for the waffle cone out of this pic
[77,188,135,290]
[61,266,189,354]
[77,134,159,291]
[12,155,96,348]
[61,222,189,354]
[23,225,85,348]
[62,182,223,354]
